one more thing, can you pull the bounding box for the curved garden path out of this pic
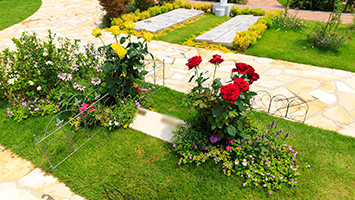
[1,0,355,198]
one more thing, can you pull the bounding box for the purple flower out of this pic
[242,183,246,187]
[271,175,275,178]
[296,172,299,176]
[265,178,268,182]
[22,101,27,107]
[187,106,192,111]
[181,152,185,157]
[34,108,39,111]
[269,192,272,196]
[292,158,295,162]
[266,173,270,176]
[257,166,260,169]
[255,137,259,141]
[279,176,283,180]
[189,154,193,159]
[254,170,258,174]
[285,132,290,138]
[261,132,266,139]
[173,144,176,148]
[142,88,147,93]
[152,86,156,89]
[6,108,12,117]
[294,181,298,183]
[178,160,182,165]
[194,145,198,149]
[308,165,311,168]
[202,146,207,151]
[242,138,246,143]
[263,184,266,187]
[261,173,264,176]
[271,119,275,127]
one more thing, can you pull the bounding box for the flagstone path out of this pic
[0,0,355,198]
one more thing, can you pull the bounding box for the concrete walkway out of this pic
[0,0,355,198]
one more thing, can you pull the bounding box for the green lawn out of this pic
[0,0,41,31]
[156,13,230,44]
[246,21,355,72]
[0,86,355,199]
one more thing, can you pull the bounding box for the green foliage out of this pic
[232,10,282,51]
[231,6,266,17]
[0,31,104,110]
[134,0,155,11]
[289,0,355,12]
[147,6,162,16]
[185,1,192,9]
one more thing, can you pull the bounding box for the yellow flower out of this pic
[110,25,121,35]
[91,27,102,37]
[143,32,153,41]
[124,21,135,29]
[111,43,127,58]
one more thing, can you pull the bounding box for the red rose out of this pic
[248,71,260,84]
[220,83,242,104]
[232,62,250,75]
[209,54,224,64]
[234,77,249,92]
[186,56,202,70]
[349,37,352,40]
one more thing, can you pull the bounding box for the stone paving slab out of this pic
[195,15,253,43]
[133,8,204,33]
[195,15,262,48]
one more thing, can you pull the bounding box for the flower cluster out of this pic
[58,73,73,81]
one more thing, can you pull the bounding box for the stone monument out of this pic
[213,0,233,17]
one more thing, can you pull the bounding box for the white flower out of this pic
[114,121,119,126]
[234,160,239,165]
[45,61,53,65]
[8,78,15,85]
[242,159,248,166]
[109,120,112,126]
[28,80,34,86]
[43,52,48,56]
[37,86,41,91]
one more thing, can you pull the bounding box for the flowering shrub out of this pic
[184,54,259,142]
[92,23,152,98]
[0,31,105,121]
[173,119,309,194]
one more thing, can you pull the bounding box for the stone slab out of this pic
[195,15,253,43]
[212,3,233,17]
[0,150,35,182]
[129,107,184,142]
[133,9,204,33]
[0,182,42,200]
[213,16,262,48]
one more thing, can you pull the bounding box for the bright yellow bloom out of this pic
[143,32,153,41]
[111,43,127,58]
[124,21,135,29]
[91,27,102,37]
[110,25,121,35]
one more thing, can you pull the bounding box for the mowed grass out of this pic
[0,86,355,199]
[156,14,355,72]
[246,21,355,72]
[156,13,230,44]
[0,0,42,31]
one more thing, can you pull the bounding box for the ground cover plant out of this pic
[0,0,41,31]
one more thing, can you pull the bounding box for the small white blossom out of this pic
[37,86,41,91]
[45,61,53,65]
[28,80,34,86]
[8,78,15,85]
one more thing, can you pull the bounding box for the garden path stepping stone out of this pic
[195,15,262,48]
[133,8,204,33]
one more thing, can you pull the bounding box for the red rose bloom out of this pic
[349,37,352,40]
[220,83,242,104]
[234,77,249,92]
[186,56,202,70]
[209,54,224,64]
[232,62,250,75]
[247,71,260,84]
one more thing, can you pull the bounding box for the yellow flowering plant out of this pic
[92,24,153,97]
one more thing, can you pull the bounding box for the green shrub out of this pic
[194,3,202,10]
[98,0,131,18]
[160,5,169,13]
[111,17,125,28]
[121,12,140,22]
[185,1,192,9]
[240,7,250,14]
[289,0,354,12]
[201,3,211,12]
[147,6,162,16]
[164,2,174,11]
[134,0,155,11]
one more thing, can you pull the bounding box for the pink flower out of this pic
[229,140,233,144]
[226,146,231,151]
[137,86,141,93]
[82,113,87,118]
[80,103,89,112]
[237,145,242,148]
[89,108,95,113]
